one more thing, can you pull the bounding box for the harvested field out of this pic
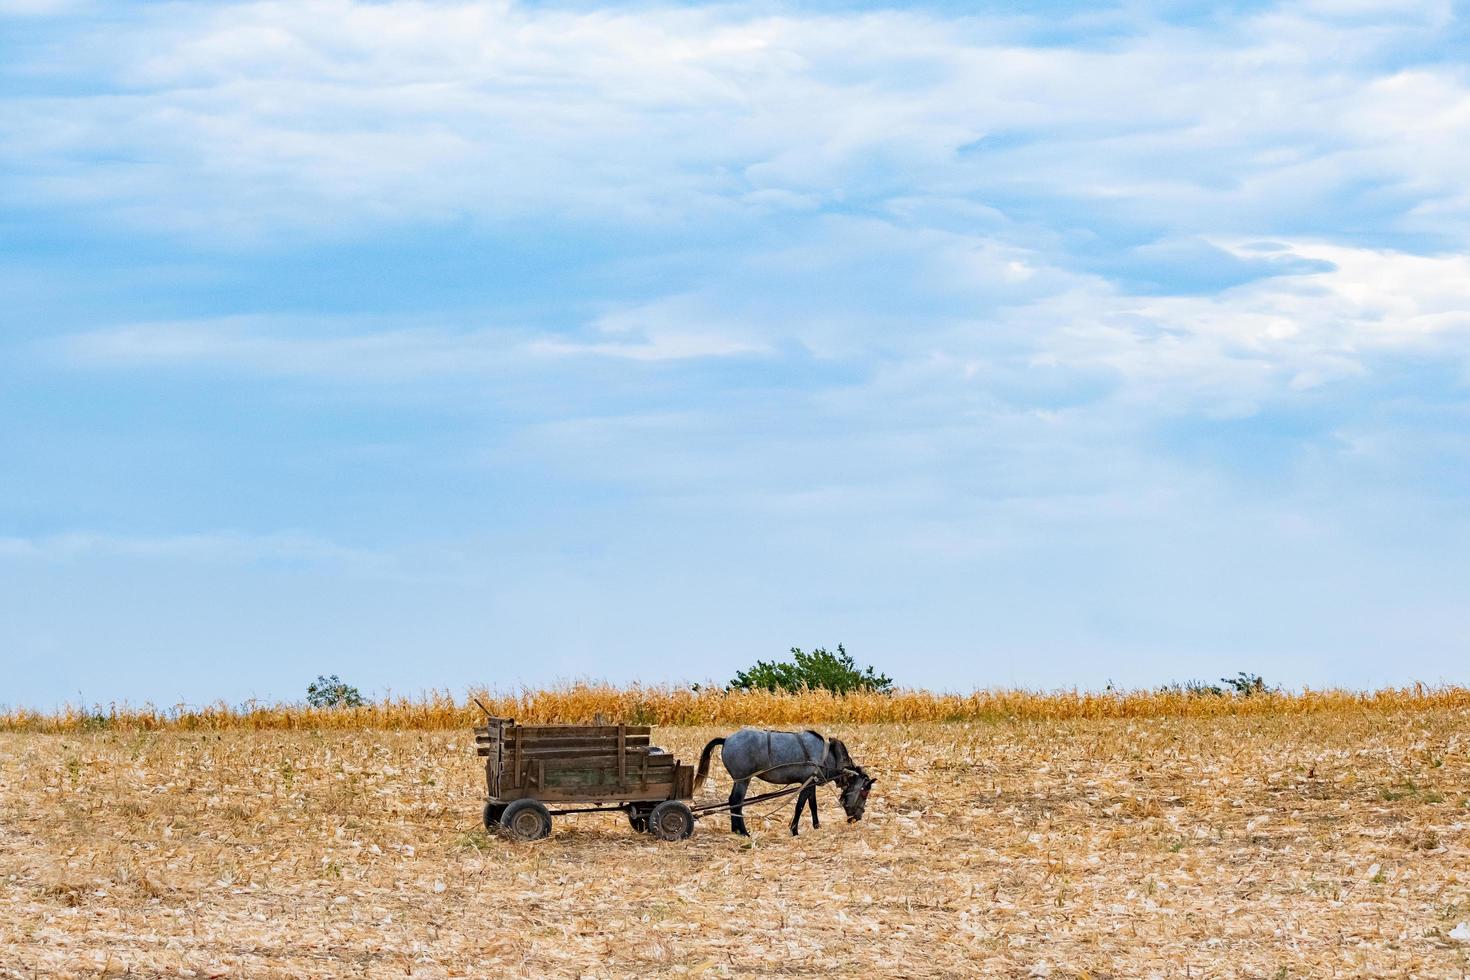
[3,712,1469,978]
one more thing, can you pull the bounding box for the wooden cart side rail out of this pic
[491,759,677,784]
[500,734,652,744]
[503,737,652,750]
[499,725,652,737]
[487,764,696,804]
[489,784,684,804]
[506,738,653,753]
[478,733,656,757]
[493,752,676,766]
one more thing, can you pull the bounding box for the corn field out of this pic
[4,682,1470,733]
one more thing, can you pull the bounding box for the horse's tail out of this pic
[694,737,725,792]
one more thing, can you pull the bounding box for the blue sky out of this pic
[3,0,1469,707]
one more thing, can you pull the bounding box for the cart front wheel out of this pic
[483,801,507,830]
[499,799,552,841]
[648,800,695,841]
[627,803,655,833]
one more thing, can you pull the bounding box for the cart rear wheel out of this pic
[648,800,695,841]
[499,799,552,841]
[483,801,507,830]
[627,803,655,833]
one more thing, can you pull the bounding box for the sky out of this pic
[2,0,1469,708]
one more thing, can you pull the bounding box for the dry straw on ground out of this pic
[2,697,1469,977]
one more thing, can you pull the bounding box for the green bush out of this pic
[1159,672,1271,698]
[1221,672,1269,697]
[729,644,893,695]
[306,674,366,709]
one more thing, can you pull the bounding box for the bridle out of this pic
[839,767,873,822]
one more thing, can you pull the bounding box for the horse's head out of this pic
[825,737,874,822]
[837,764,875,823]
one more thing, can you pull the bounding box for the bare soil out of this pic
[2,714,1468,977]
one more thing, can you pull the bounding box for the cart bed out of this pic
[475,718,694,804]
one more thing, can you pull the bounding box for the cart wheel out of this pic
[498,799,552,841]
[482,801,507,830]
[647,800,695,841]
[627,803,655,833]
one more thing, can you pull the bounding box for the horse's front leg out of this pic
[807,783,819,829]
[729,779,750,836]
[790,783,816,836]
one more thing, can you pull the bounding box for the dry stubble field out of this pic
[3,712,1469,978]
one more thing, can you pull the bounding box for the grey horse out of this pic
[695,727,875,836]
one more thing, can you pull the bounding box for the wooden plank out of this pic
[542,771,623,789]
[494,783,677,804]
[509,726,651,737]
[508,739,650,753]
[530,751,672,763]
[540,764,671,785]
[494,720,505,797]
[510,743,648,754]
[506,725,651,738]
[510,738,649,753]
[481,720,503,796]
[508,740,646,758]
[509,726,651,736]
[512,747,664,761]
[475,725,502,758]
[514,755,674,771]
[617,725,626,789]
[514,734,652,743]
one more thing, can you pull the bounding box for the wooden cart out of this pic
[474,717,698,841]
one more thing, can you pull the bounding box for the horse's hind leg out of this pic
[729,779,749,836]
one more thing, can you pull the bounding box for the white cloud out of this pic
[58,317,528,378]
[0,530,377,567]
[1055,241,1470,406]
[52,234,1470,422]
[3,0,1468,242]
[0,0,81,15]
[57,311,766,376]
[527,333,765,363]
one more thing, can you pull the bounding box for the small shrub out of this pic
[729,644,893,695]
[306,675,365,709]
[1221,672,1269,697]
[1160,673,1271,698]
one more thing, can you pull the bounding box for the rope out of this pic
[744,775,820,825]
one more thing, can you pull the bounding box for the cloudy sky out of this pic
[3,0,1468,707]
